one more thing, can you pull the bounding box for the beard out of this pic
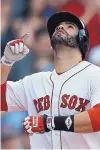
[51,32,78,50]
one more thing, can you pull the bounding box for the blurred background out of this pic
[1,112,30,149]
[1,0,100,149]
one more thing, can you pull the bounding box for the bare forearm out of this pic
[74,111,93,133]
[1,63,12,84]
[75,104,100,133]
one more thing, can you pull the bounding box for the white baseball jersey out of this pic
[6,61,100,149]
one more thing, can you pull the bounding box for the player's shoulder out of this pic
[23,71,52,82]
[7,71,52,88]
[87,61,100,73]
[85,61,100,78]
[30,71,52,78]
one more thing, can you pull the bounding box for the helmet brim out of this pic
[47,12,85,38]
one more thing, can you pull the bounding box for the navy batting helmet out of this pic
[47,12,90,59]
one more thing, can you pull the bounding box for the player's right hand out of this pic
[1,33,29,66]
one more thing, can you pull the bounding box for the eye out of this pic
[68,25,74,28]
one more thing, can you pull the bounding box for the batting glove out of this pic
[1,34,29,66]
[22,115,55,134]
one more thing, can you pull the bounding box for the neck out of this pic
[54,45,82,73]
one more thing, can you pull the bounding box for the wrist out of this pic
[43,115,54,132]
[54,115,74,132]
[1,55,15,66]
[44,115,74,132]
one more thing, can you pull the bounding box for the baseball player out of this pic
[1,12,100,149]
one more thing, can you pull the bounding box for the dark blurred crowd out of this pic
[1,0,100,149]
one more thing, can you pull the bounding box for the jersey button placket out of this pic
[51,79,61,149]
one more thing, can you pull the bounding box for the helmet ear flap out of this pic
[77,29,89,59]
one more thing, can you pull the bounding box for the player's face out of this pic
[51,22,79,50]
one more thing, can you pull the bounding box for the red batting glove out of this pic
[22,115,45,134]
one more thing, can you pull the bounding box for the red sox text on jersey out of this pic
[33,94,90,113]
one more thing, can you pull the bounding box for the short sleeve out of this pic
[6,79,28,111]
[90,68,100,107]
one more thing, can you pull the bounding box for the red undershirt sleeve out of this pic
[1,82,8,111]
[88,104,100,132]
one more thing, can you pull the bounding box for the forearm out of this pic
[1,63,12,84]
[75,104,100,133]
[1,34,29,84]
[53,104,100,133]
[1,36,29,111]
[1,63,12,111]
[74,111,93,133]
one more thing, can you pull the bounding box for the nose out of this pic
[56,24,64,30]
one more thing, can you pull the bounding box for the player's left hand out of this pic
[22,115,54,134]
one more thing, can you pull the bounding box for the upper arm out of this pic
[6,72,50,112]
[6,80,28,111]
[90,68,100,107]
